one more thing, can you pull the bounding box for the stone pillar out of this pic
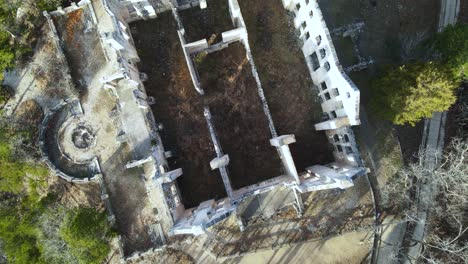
[270,135,300,183]
[155,168,183,184]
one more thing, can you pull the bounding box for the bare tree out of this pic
[382,138,468,263]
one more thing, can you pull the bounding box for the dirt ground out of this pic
[238,0,334,173]
[53,7,106,94]
[101,143,157,256]
[226,230,372,264]
[179,0,234,43]
[131,12,227,208]
[197,42,282,190]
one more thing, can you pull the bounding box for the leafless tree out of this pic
[382,138,468,263]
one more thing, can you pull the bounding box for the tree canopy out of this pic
[0,122,48,198]
[371,24,467,125]
[431,23,468,79]
[60,207,113,264]
[0,0,63,81]
[371,62,457,126]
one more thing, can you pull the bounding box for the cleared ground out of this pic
[238,0,334,173]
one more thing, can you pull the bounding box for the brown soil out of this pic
[179,0,234,43]
[197,43,282,189]
[395,122,424,164]
[53,7,105,93]
[15,99,44,127]
[238,0,334,172]
[125,247,194,264]
[131,12,227,208]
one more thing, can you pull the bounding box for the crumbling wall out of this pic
[282,0,360,127]
[281,0,363,168]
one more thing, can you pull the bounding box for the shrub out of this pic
[60,207,113,264]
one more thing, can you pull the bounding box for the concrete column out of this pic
[270,135,300,183]
[125,156,153,169]
[314,117,350,131]
[156,168,183,184]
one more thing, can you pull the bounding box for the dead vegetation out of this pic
[179,0,234,43]
[64,9,83,45]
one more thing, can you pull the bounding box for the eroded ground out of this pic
[238,0,334,173]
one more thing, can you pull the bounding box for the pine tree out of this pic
[371,62,457,126]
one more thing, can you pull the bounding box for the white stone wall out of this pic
[282,0,360,128]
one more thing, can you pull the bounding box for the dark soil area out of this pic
[131,12,227,208]
[444,82,468,145]
[179,0,234,43]
[61,0,80,7]
[394,122,424,164]
[197,42,282,189]
[321,0,439,67]
[238,0,334,172]
[333,36,360,67]
[459,0,468,23]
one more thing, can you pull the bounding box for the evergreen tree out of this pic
[431,23,468,79]
[371,62,457,125]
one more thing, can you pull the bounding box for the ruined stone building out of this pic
[41,0,366,256]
